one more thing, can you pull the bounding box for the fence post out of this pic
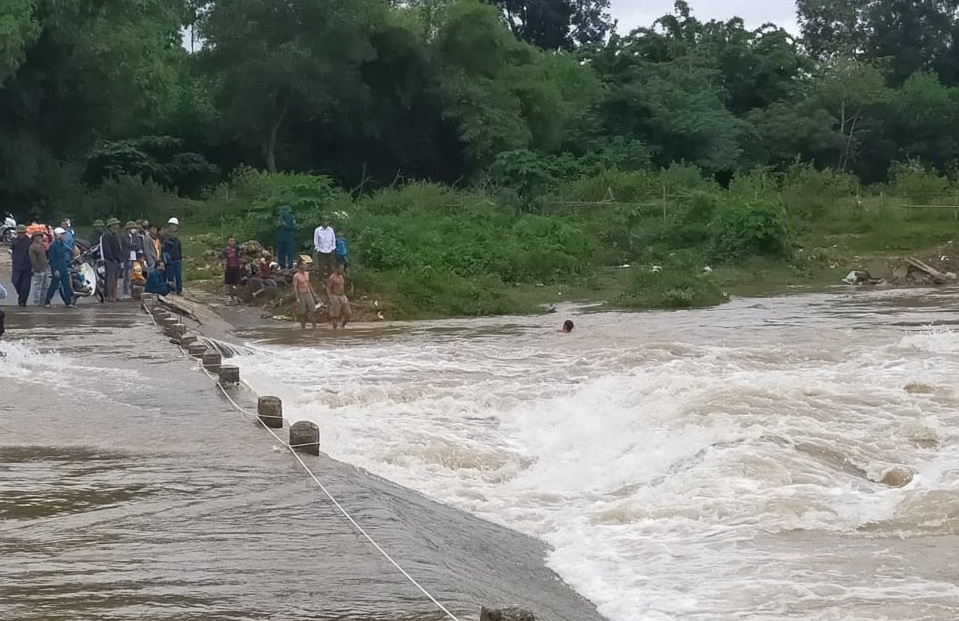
[662,183,667,223]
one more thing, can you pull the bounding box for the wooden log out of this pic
[202,351,222,373]
[218,365,240,386]
[158,295,202,324]
[132,284,145,301]
[289,421,320,455]
[257,396,284,429]
[905,257,947,284]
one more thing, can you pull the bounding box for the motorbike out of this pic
[1,214,16,246]
[70,243,105,304]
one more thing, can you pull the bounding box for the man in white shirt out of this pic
[313,216,336,278]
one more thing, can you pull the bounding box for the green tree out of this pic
[798,0,959,86]
[586,28,750,174]
[0,0,188,217]
[432,1,599,169]
[198,0,382,172]
[489,0,614,50]
[813,58,889,171]
[0,0,39,85]
[796,0,868,60]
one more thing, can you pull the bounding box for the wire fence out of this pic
[543,189,959,222]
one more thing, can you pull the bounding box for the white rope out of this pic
[159,309,462,621]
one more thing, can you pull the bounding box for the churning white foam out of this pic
[0,340,72,381]
[235,303,959,621]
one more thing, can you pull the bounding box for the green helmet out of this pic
[92,219,104,228]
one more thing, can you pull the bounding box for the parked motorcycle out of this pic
[1,214,16,246]
[71,243,105,304]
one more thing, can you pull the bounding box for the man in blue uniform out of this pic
[44,227,75,307]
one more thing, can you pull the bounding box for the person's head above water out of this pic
[562,320,574,333]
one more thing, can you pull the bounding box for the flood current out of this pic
[3,287,959,621]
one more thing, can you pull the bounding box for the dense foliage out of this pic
[4,0,959,313]
[7,0,959,215]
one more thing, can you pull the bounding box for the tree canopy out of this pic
[5,0,959,218]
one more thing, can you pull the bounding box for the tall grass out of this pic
[174,162,957,318]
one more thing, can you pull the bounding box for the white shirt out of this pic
[313,225,335,253]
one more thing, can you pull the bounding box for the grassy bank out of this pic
[169,165,956,320]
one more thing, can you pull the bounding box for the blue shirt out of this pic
[48,239,72,269]
[335,237,347,258]
[63,228,75,251]
[145,267,168,293]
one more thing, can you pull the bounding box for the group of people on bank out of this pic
[218,210,351,329]
[7,216,184,308]
[7,206,351,329]
[9,219,83,307]
[94,217,184,301]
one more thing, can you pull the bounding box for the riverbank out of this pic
[0,295,607,621]
[176,231,959,328]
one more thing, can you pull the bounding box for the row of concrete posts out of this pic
[141,292,320,455]
[139,293,535,621]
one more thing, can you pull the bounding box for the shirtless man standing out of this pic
[292,259,317,329]
[326,263,352,329]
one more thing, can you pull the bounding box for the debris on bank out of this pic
[841,244,959,287]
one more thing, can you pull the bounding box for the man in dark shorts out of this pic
[219,236,242,301]
[326,263,352,329]
[292,259,317,329]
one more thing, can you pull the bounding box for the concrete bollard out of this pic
[179,334,199,349]
[289,421,320,455]
[202,351,222,373]
[132,285,144,301]
[257,396,284,429]
[188,343,207,358]
[219,365,240,386]
[480,608,535,621]
[168,323,187,341]
[160,315,178,329]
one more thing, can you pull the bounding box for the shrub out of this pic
[660,190,720,247]
[781,162,858,220]
[618,266,726,309]
[887,160,951,204]
[84,175,183,224]
[556,167,660,203]
[710,199,791,261]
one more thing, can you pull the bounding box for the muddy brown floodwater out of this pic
[0,298,604,621]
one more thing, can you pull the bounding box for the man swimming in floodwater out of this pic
[560,320,574,333]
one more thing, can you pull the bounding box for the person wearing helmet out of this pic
[162,218,183,294]
[101,218,123,302]
[44,227,75,307]
[59,218,75,253]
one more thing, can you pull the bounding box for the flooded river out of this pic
[3,286,959,620]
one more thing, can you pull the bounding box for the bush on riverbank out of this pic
[174,162,956,319]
